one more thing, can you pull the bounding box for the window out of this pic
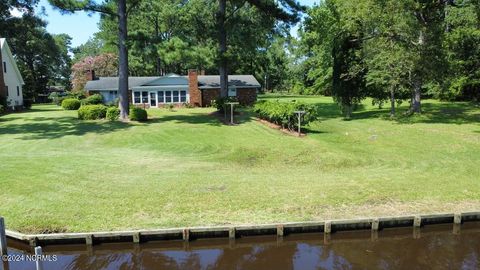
[5,86,8,97]
[173,91,179,103]
[165,91,172,103]
[158,91,164,103]
[3,62,6,73]
[141,91,148,103]
[109,91,116,96]
[133,92,140,103]
[17,86,20,96]
[228,87,237,97]
[180,91,187,102]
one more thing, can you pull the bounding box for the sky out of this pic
[35,0,318,48]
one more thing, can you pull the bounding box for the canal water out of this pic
[3,222,479,270]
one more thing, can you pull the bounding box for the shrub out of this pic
[184,102,195,108]
[0,105,4,114]
[61,98,81,110]
[81,94,104,105]
[106,107,120,121]
[23,99,33,109]
[78,104,108,120]
[253,100,318,131]
[211,97,238,112]
[129,107,148,121]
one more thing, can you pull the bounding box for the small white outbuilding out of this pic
[1,38,24,109]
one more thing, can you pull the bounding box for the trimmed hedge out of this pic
[78,105,108,120]
[106,107,120,121]
[253,100,318,131]
[81,94,103,105]
[61,98,81,110]
[129,107,147,121]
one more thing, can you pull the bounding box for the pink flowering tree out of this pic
[71,53,118,91]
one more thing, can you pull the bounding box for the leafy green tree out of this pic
[442,0,480,101]
[216,0,304,97]
[49,0,141,120]
[72,36,107,63]
[1,14,71,100]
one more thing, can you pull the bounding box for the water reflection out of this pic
[5,222,480,270]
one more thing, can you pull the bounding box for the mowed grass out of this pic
[0,95,479,233]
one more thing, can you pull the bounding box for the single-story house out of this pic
[84,70,260,108]
[0,38,24,110]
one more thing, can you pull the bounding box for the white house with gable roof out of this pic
[0,38,24,109]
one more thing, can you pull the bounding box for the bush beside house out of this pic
[81,94,103,105]
[61,99,81,110]
[78,104,108,120]
[106,107,120,121]
[130,107,147,121]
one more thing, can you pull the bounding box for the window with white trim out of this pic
[3,62,6,73]
[180,91,187,102]
[133,92,140,103]
[165,91,172,103]
[141,91,148,103]
[158,91,164,103]
[17,86,20,96]
[173,91,179,103]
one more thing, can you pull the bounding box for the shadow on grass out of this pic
[149,109,255,126]
[351,102,480,125]
[0,116,132,140]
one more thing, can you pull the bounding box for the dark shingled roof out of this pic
[196,75,260,89]
[85,75,260,91]
[85,77,159,91]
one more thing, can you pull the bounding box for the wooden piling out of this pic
[276,225,284,237]
[454,213,462,224]
[133,232,140,244]
[413,216,422,227]
[85,235,93,246]
[228,228,236,239]
[324,221,332,234]
[0,217,7,256]
[371,218,379,231]
[182,229,190,242]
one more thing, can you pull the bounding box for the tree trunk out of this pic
[217,0,228,98]
[412,78,422,113]
[344,103,352,120]
[390,87,395,117]
[118,0,129,120]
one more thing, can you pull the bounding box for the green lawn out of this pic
[0,95,479,233]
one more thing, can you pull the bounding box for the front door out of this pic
[150,92,157,107]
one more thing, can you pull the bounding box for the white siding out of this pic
[1,39,24,107]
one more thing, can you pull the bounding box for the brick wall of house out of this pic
[0,47,5,99]
[202,89,221,107]
[189,70,202,106]
[237,88,257,106]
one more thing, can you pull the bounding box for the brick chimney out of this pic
[86,69,96,81]
[188,69,202,107]
[0,42,6,100]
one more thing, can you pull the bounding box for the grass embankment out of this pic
[0,96,479,233]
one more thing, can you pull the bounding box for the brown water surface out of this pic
[3,222,480,270]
